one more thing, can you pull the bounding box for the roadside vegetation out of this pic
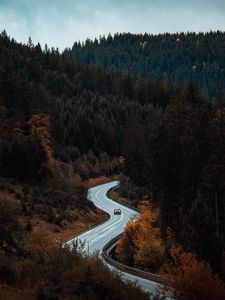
[0,186,152,300]
[115,201,225,299]
[66,31,225,97]
[1,29,225,299]
[0,237,150,300]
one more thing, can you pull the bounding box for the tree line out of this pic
[66,31,225,97]
[1,29,225,298]
[123,84,225,278]
[115,201,225,300]
[0,30,181,183]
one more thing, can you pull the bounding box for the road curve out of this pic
[66,181,160,295]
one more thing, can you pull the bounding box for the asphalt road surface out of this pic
[67,181,160,295]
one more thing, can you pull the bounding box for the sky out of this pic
[0,0,225,51]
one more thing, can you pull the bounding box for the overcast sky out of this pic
[0,0,225,51]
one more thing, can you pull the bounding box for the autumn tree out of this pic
[160,246,225,300]
[133,201,165,271]
[28,114,55,178]
[116,220,138,265]
[116,201,165,271]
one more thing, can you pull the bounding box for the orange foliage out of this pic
[133,201,164,270]
[116,201,164,270]
[24,227,55,256]
[28,114,55,173]
[116,220,138,265]
[160,246,225,300]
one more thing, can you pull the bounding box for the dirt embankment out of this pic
[32,207,107,244]
[33,175,122,243]
[108,190,132,206]
[0,175,123,246]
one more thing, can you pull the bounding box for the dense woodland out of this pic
[115,201,225,299]
[0,31,159,299]
[0,30,177,170]
[66,31,225,97]
[123,86,225,278]
[1,29,225,299]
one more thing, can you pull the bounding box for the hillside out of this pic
[1,29,225,299]
[65,31,225,97]
[0,31,154,300]
[0,30,181,163]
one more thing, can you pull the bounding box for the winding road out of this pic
[66,181,160,295]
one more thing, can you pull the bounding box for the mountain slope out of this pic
[65,31,225,96]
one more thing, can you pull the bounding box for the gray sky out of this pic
[0,0,225,51]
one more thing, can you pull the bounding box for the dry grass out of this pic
[82,175,121,189]
[0,284,36,300]
[31,208,108,244]
[0,176,117,248]
[108,190,132,206]
[31,176,116,243]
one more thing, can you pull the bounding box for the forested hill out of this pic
[0,30,183,165]
[65,31,225,97]
[1,30,225,298]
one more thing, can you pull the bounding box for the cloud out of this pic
[0,0,224,51]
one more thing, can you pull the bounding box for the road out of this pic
[66,181,160,295]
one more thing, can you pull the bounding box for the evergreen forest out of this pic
[1,30,225,299]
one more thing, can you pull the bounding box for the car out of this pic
[114,208,121,215]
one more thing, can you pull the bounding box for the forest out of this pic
[0,30,177,167]
[65,31,225,97]
[1,29,225,299]
[122,85,225,275]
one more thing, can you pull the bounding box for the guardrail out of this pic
[101,233,167,285]
[66,181,167,286]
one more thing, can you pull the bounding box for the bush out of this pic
[0,192,21,249]
[160,246,225,300]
